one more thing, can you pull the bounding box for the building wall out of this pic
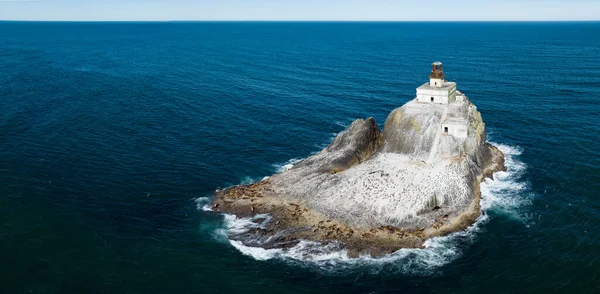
[429,78,443,87]
[416,85,457,104]
[417,94,448,104]
[442,122,468,139]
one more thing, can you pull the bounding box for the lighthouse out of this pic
[429,61,445,87]
[416,62,457,104]
[410,62,469,139]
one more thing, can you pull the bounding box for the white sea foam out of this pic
[480,142,532,222]
[230,240,283,261]
[204,142,532,274]
[195,197,213,212]
[219,209,490,275]
[239,176,261,185]
[272,158,303,173]
[334,120,351,128]
[223,213,271,234]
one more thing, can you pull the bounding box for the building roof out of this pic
[416,81,456,91]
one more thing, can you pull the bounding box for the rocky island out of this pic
[212,62,505,257]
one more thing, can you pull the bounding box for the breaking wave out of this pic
[272,158,303,173]
[200,141,532,275]
[219,213,488,275]
[480,143,533,222]
[195,197,213,212]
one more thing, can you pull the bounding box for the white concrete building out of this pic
[416,62,457,104]
[414,62,469,139]
[442,118,468,139]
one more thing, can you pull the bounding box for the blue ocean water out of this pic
[1,21,599,293]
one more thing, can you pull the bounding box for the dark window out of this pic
[444,127,448,133]
[431,97,434,102]
[435,82,437,86]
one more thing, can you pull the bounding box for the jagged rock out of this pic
[292,117,382,174]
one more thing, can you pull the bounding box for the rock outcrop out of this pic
[212,96,505,257]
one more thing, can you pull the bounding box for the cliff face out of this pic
[214,96,505,255]
[291,117,383,175]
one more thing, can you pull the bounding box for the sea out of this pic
[1,22,599,293]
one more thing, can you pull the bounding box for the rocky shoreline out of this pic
[210,95,505,257]
[211,144,505,257]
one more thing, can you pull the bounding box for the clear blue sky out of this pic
[0,0,598,21]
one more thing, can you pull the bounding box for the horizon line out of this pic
[1,20,599,23]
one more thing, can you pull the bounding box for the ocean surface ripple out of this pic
[1,22,599,293]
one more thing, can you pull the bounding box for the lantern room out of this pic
[429,61,445,88]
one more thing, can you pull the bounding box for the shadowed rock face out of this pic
[213,97,505,255]
[292,117,383,174]
[381,107,439,157]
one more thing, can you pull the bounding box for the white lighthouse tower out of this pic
[416,62,457,104]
